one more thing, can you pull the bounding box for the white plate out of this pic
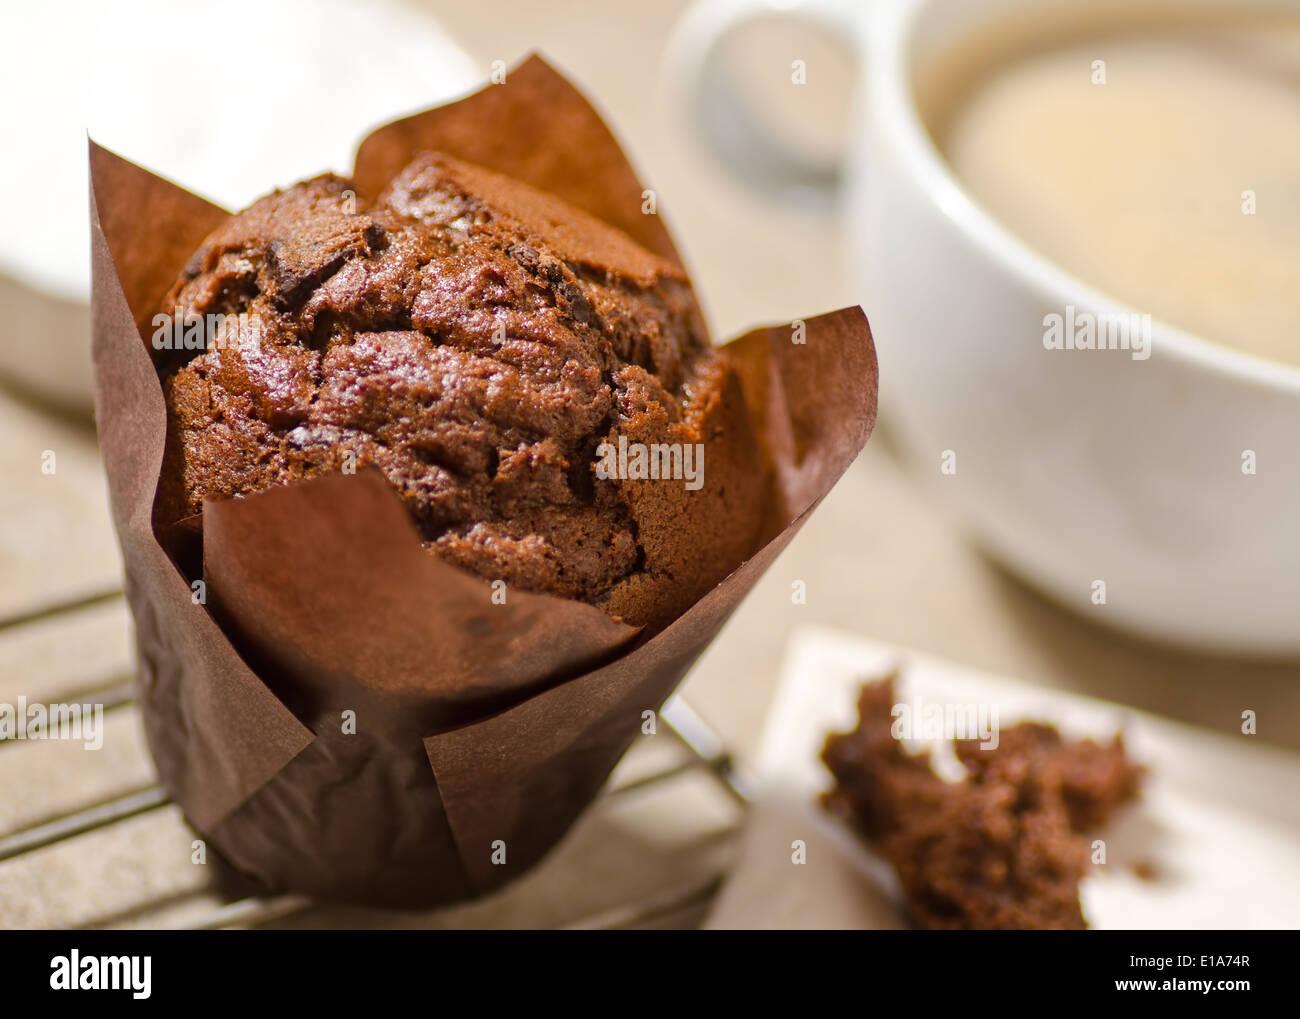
[707,625,1300,929]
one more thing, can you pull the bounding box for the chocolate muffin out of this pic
[822,675,1144,930]
[153,152,764,630]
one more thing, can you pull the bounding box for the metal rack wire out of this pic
[0,594,750,929]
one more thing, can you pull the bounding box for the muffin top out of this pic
[155,152,760,626]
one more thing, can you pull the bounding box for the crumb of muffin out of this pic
[1131,859,1159,882]
[821,674,1144,930]
[154,152,764,630]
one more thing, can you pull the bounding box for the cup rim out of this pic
[871,0,1300,393]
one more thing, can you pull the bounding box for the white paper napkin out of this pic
[706,625,1300,929]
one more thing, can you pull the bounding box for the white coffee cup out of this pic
[670,0,1300,655]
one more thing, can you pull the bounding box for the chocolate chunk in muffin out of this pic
[821,675,1144,930]
[155,152,764,630]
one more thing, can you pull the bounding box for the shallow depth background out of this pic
[0,0,1297,928]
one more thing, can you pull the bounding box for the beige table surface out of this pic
[1,0,1296,929]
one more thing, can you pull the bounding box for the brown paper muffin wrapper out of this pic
[89,56,878,908]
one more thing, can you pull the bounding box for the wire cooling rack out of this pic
[0,589,751,930]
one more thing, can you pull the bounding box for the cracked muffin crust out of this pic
[155,152,764,630]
